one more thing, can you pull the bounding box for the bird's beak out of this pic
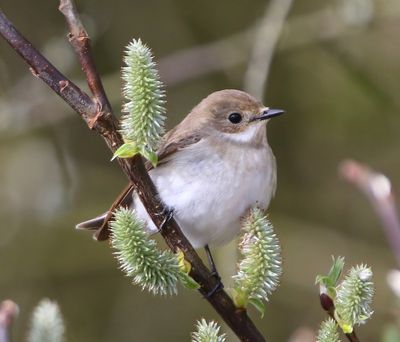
[251,108,285,121]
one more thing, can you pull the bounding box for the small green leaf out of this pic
[316,256,345,289]
[176,248,191,273]
[327,256,345,287]
[316,256,345,303]
[175,249,200,290]
[248,297,265,318]
[142,149,158,167]
[315,275,329,285]
[179,273,200,290]
[112,142,138,160]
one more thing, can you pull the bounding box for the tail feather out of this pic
[76,213,108,231]
[76,182,136,241]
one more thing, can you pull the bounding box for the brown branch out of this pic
[59,0,112,115]
[0,11,96,122]
[319,293,360,342]
[339,159,400,268]
[0,6,266,342]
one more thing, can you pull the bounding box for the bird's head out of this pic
[189,89,284,145]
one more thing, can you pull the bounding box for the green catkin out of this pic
[233,207,282,304]
[110,207,181,295]
[317,318,341,342]
[335,265,374,330]
[191,319,226,342]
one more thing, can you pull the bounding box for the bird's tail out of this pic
[75,183,135,241]
[76,213,107,231]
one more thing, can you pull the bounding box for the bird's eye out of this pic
[228,112,242,124]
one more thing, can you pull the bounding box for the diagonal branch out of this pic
[0,5,265,342]
[339,159,400,268]
[59,0,112,114]
[0,10,96,121]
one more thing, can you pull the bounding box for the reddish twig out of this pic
[319,293,360,342]
[59,0,112,115]
[0,5,265,342]
[339,159,400,268]
[0,300,19,342]
[0,11,96,121]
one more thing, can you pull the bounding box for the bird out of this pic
[77,89,284,286]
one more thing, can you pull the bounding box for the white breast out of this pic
[133,131,277,248]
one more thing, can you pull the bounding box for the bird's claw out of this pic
[157,207,174,232]
[203,272,224,298]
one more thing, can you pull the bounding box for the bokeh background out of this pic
[1,0,400,341]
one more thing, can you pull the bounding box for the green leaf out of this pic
[142,149,158,167]
[111,142,138,160]
[176,248,191,273]
[327,256,345,287]
[179,273,200,290]
[175,249,200,290]
[316,256,345,303]
[248,297,265,318]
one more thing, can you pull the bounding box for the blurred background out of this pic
[1,0,400,341]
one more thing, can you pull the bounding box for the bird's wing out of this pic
[145,132,203,170]
[83,129,204,241]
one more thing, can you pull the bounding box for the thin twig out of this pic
[243,0,294,99]
[59,0,112,114]
[0,6,266,342]
[319,293,360,342]
[0,300,19,342]
[3,1,400,138]
[339,159,400,268]
[162,1,400,88]
[0,11,96,121]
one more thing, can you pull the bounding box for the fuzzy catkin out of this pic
[335,265,374,328]
[28,299,65,342]
[191,319,226,342]
[121,39,166,157]
[110,207,181,295]
[317,318,341,342]
[233,208,282,303]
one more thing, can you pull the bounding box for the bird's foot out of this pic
[157,207,174,232]
[202,244,224,298]
[203,271,224,298]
